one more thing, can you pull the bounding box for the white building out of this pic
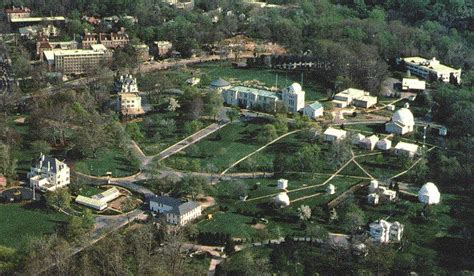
[369,219,404,243]
[274,192,290,207]
[303,101,324,119]
[418,182,440,205]
[351,133,365,145]
[394,141,419,158]
[323,127,347,143]
[222,83,305,113]
[359,135,379,151]
[379,186,397,202]
[277,179,288,190]
[333,88,377,108]
[398,57,461,83]
[367,193,379,205]
[28,154,70,192]
[402,78,426,91]
[376,138,392,151]
[75,187,121,211]
[326,184,335,195]
[115,74,145,117]
[149,196,202,225]
[115,74,139,93]
[369,180,379,193]
[281,83,305,113]
[385,108,415,135]
[75,195,107,211]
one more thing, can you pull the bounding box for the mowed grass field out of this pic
[193,62,327,101]
[0,203,68,249]
[164,119,269,172]
[73,147,140,177]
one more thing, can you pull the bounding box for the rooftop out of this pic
[149,195,200,215]
[306,101,323,110]
[394,141,419,152]
[402,57,460,73]
[229,86,279,99]
[10,16,65,23]
[324,127,347,137]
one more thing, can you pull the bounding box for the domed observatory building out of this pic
[418,182,440,205]
[282,83,305,113]
[274,192,290,208]
[385,108,415,135]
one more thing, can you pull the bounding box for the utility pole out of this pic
[275,73,278,89]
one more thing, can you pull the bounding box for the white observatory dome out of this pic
[418,182,440,204]
[392,108,415,127]
[274,192,290,207]
[288,82,302,93]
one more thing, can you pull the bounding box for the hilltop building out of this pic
[394,141,419,158]
[115,75,145,117]
[281,83,305,113]
[385,108,415,135]
[402,78,426,92]
[28,154,70,192]
[149,195,202,225]
[359,135,379,151]
[75,187,121,211]
[333,88,377,109]
[398,57,461,83]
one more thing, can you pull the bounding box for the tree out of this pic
[297,205,312,222]
[257,124,278,144]
[176,174,209,200]
[224,236,236,255]
[184,120,203,135]
[326,138,352,170]
[30,140,52,155]
[73,116,110,158]
[226,107,240,123]
[273,115,288,135]
[45,188,72,211]
[203,91,223,121]
[125,122,144,141]
[0,246,19,274]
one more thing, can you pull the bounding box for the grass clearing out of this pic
[165,119,269,172]
[0,202,68,250]
[73,147,140,177]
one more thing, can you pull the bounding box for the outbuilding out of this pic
[303,101,324,119]
[359,135,379,151]
[323,127,347,143]
[394,141,419,158]
[277,179,288,190]
[376,138,392,151]
[418,182,440,205]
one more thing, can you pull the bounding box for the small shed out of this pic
[376,138,392,151]
[368,193,379,205]
[369,180,379,193]
[351,133,365,145]
[323,127,347,143]
[277,179,288,190]
[359,135,379,151]
[326,184,336,195]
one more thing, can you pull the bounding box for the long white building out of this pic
[333,88,377,109]
[399,57,461,83]
[149,196,202,225]
[222,83,305,113]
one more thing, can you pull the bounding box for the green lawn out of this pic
[77,186,104,197]
[73,147,140,177]
[194,62,327,101]
[164,120,269,172]
[132,112,211,156]
[0,203,68,250]
[199,176,364,239]
[357,153,408,179]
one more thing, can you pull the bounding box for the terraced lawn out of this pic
[73,147,140,177]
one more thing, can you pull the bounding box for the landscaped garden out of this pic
[0,203,68,250]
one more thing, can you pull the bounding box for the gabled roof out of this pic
[149,196,200,215]
[210,78,230,87]
[306,101,323,110]
[324,127,347,137]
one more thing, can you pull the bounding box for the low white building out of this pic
[376,138,392,151]
[277,179,288,189]
[398,57,461,83]
[394,141,419,158]
[323,127,347,143]
[402,78,426,91]
[359,135,379,151]
[149,196,202,225]
[28,154,70,192]
[326,184,335,195]
[369,219,404,243]
[385,108,415,135]
[351,133,365,145]
[379,186,397,202]
[333,88,377,108]
[369,180,379,193]
[75,195,107,211]
[303,101,323,119]
[418,182,440,205]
